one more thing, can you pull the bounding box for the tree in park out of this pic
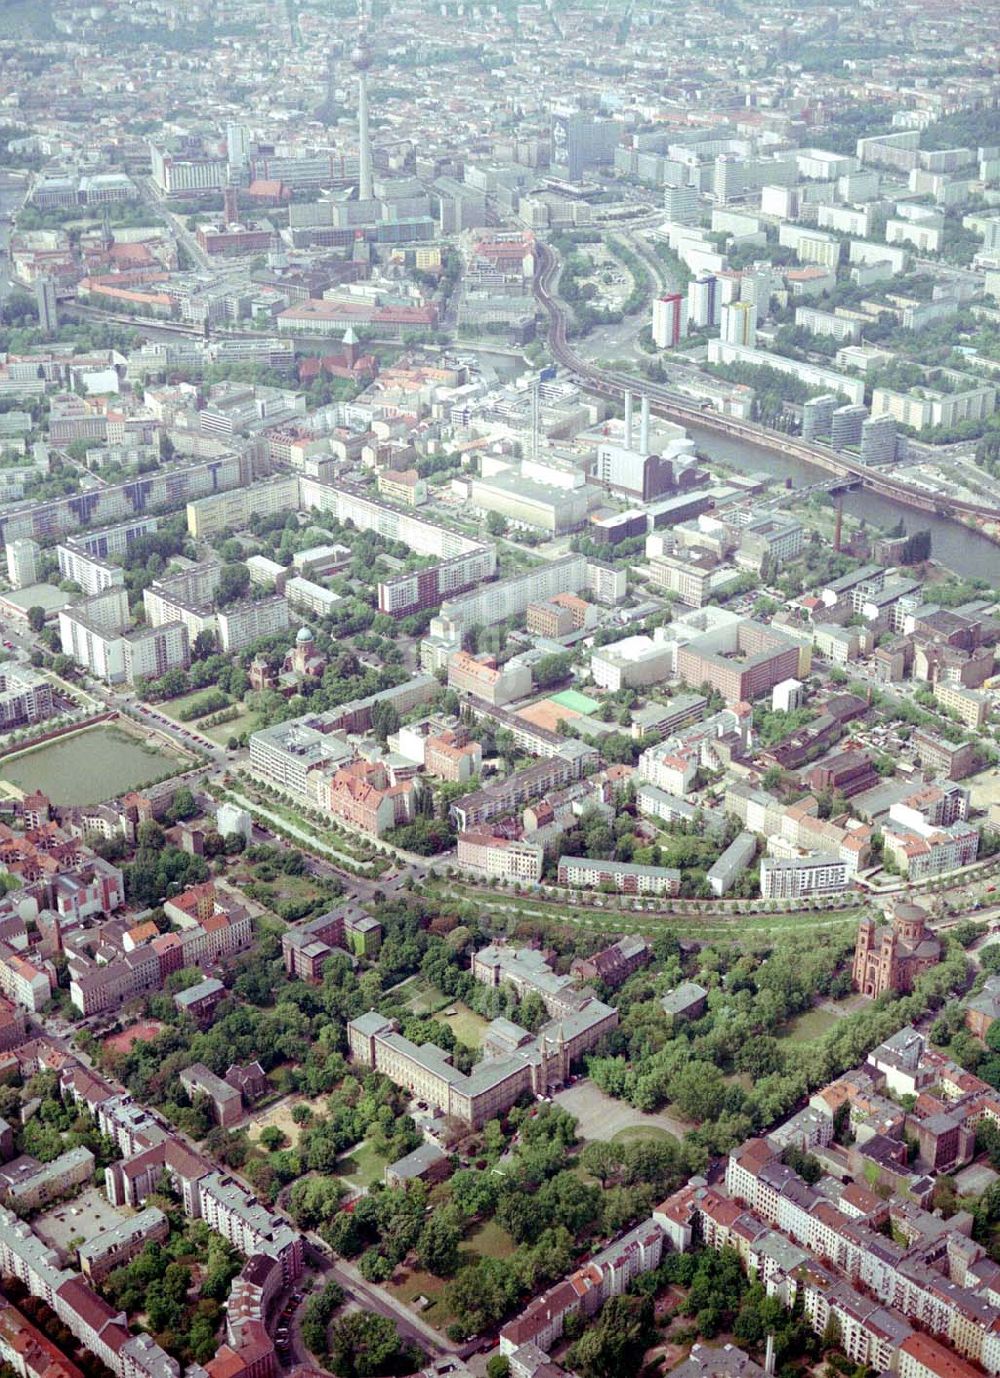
[327,1312,410,1378]
[580,1140,623,1187]
[27,606,46,632]
[416,1209,461,1276]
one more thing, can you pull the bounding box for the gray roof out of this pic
[661,981,708,1017]
[386,1142,448,1180]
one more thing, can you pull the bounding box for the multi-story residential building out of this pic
[185,474,301,540]
[720,300,757,347]
[1,1147,95,1211]
[0,457,248,549]
[428,554,587,644]
[0,665,55,732]
[283,576,341,618]
[179,1065,242,1128]
[447,651,532,706]
[296,479,497,619]
[68,886,252,1016]
[68,519,159,562]
[882,817,979,881]
[424,730,482,783]
[557,856,681,895]
[652,292,686,347]
[248,718,354,800]
[56,544,125,597]
[121,623,191,686]
[0,1292,86,1378]
[325,760,416,838]
[0,950,55,1013]
[933,682,989,730]
[677,619,800,704]
[499,1219,665,1359]
[759,854,851,899]
[59,586,189,686]
[217,596,290,653]
[5,539,40,590]
[457,831,544,883]
[375,468,427,507]
[78,1208,169,1282]
[449,742,597,830]
[637,741,698,796]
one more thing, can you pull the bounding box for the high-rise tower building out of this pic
[36,277,57,335]
[720,300,757,348]
[652,293,685,348]
[353,1,374,203]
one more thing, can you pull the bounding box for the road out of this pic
[303,1236,467,1361]
[135,174,215,272]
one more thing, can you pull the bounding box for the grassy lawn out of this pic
[336,1140,388,1190]
[384,1267,453,1330]
[440,1000,490,1049]
[393,974,450,1016]
[201,702,260,744]
[779,1007,842,1043]
[462,1218,516,1261]
[156,687,232,722]
[611,1125,677,1146]
[382,1218,514,1334]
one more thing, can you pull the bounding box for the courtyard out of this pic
[554,1080,690,1144]
[33,1186,131,1256]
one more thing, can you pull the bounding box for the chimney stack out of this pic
[640,395,650,453]
[624,393,633,449]
[765,1336,775,1378]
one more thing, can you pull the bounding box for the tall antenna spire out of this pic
[353,0,374,202]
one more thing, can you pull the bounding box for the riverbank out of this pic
[690,424,1000,583]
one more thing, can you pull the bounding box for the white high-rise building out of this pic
[652,293,686,348]
[5,538,40,590]
[663,184,698,224]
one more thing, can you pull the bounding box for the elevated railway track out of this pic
[533,241,1000,526]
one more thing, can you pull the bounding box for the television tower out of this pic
[353,0,374,202]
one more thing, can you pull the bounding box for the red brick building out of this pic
[852,901,941,999]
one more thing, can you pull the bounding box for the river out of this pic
[688,424,1000,585]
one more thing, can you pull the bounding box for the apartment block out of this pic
[78,1207,169,1282]
[457,831,544,883]
[0,665,55,732]
[185,474,301,539]
[759,854,851,899]
[448,651,532,706]
[677,619,800,704]
[217,596,290,653]
[56,544,125,597]
[557,856,681,895]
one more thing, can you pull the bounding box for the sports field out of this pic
[550,688,600,714]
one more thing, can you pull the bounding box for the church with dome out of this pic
[248,626,327,696]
